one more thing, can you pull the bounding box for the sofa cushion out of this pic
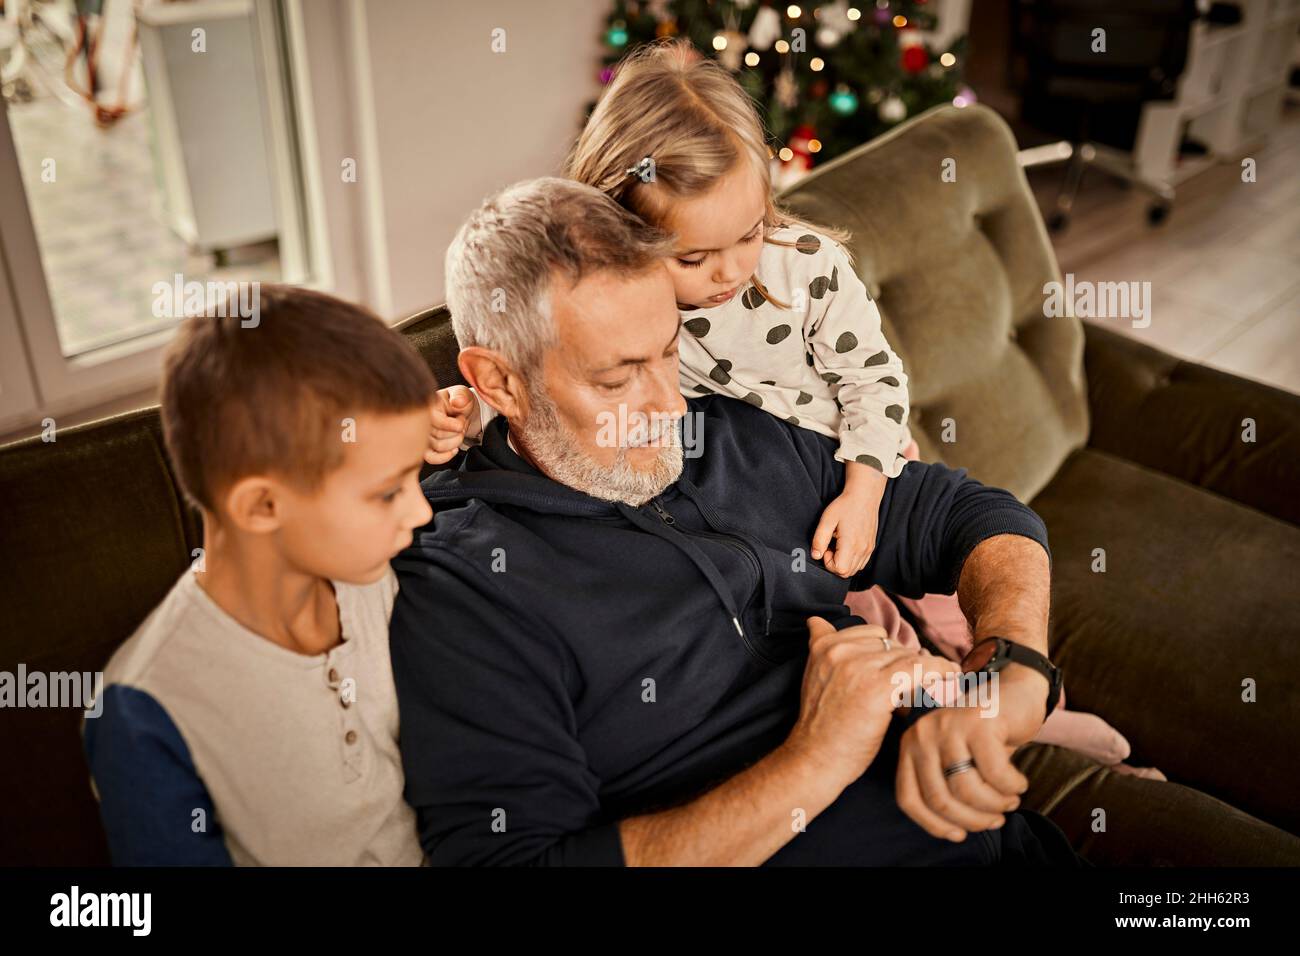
[778,104,1088,503]
[1084,322,1300,526]
[1029,447,1300,836]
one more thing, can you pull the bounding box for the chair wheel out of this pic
[1047,211,1069,233]
[1147,203,1170,226]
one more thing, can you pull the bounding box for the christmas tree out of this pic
[597,0,971,185]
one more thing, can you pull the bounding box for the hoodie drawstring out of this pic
[614,500,773,658]
[675,477,777,638]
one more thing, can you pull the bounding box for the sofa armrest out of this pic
[1083,322,1300,525]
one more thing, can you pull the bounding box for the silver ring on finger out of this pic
[879,636,892,651]
[943,758,976,778]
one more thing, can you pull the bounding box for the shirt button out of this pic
[341,696,352,709]
[345,730,358,745]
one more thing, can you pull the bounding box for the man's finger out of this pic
[968,731,1029,800]
[939,740,1017,814]
[805,615,838,642]
[911,731,1006,831]
[918,654,964,682]
[896,749,967,842]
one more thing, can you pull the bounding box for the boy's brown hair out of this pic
[160,284,436,515]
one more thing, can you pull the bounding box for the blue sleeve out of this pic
[852,459,1051,598]
[390,540,625,866]
[82,685,234,866]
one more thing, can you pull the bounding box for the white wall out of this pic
[302,0,609,321]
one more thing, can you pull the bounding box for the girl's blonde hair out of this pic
[562,38,852,310]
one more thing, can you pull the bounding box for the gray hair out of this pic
[444,177,676,377]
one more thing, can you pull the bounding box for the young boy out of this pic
[83,285,437,865]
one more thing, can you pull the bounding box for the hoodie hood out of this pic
[420,413,784,652]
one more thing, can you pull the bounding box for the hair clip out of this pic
[625,157,655,183]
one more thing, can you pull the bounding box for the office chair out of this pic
[1009,0,1200,231]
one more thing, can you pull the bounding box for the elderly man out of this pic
[390,177,1082,866]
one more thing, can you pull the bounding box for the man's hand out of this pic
[811,463,887,578]
[895,699,1032,843]
[894,530,1053,844]
[424,385,482,465]
[785,616,954,791]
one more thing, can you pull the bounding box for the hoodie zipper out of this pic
[646,496,778,667]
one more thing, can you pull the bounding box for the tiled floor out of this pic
[1025,101,1300,394]
[6,27,279,358]
[10,102,194,356]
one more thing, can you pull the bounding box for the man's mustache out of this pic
[621,415,681,448]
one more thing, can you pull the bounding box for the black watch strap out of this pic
[965,637,1063,718]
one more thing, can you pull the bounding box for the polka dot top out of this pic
[677,224,911,476]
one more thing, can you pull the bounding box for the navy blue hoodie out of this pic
[390,394,1057,866]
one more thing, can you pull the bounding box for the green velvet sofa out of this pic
[2,103,1297,865]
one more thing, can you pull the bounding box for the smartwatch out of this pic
[960,637,1063,719]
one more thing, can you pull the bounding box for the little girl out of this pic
[427,39,1158,775]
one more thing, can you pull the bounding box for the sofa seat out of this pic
[1022,447,1300,843]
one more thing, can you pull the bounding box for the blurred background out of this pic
[1,0,1297,442]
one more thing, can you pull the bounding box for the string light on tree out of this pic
[594,0,966,174]
[772,123,819,190]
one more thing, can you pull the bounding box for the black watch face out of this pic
[963,638,1002,671]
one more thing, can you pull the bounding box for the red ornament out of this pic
[901,45,929,74]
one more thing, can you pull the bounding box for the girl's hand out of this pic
[424,385,482,465]
[811,464,888,577]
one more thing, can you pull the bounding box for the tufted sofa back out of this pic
[778,104,1089,502]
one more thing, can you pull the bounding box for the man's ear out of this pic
[458,347,530,421]
[220,476,285,536]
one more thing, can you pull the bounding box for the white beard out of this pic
[515,383,683,507]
